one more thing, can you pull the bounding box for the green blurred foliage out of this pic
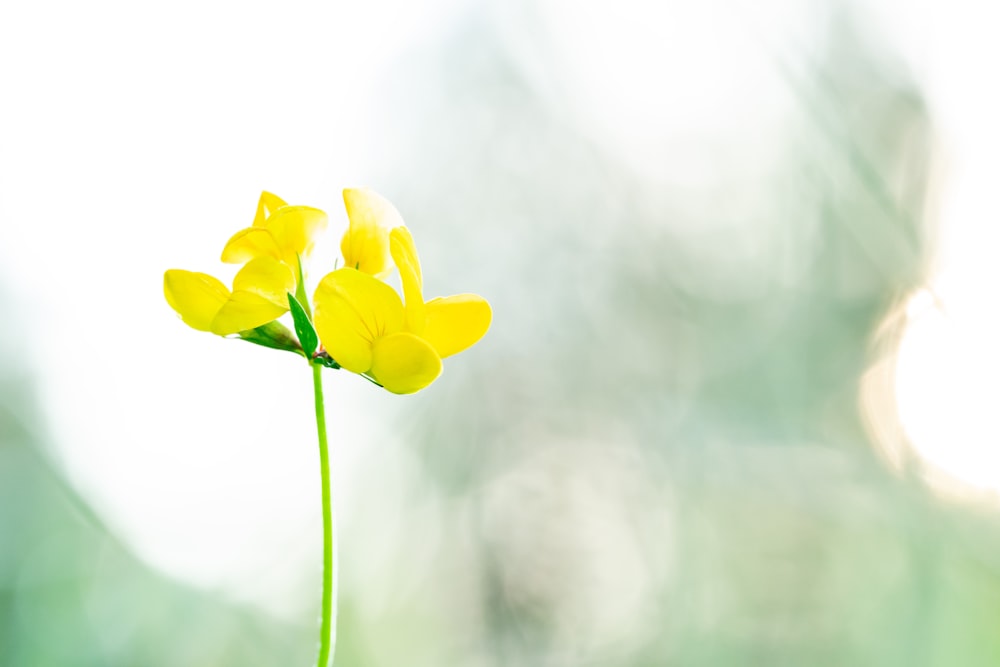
[0,324,310,664]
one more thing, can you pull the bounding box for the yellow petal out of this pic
[210,291,289,336]
[313,268,405,374]
[422,294,492,358]
[370,332,443,394]
[389,226,426,334]
[164,269,231,332]
[253,191,288,227]
[232,257,296,308]
[266,205,328,265]
[340,188,403,278]
[221,227,282,264]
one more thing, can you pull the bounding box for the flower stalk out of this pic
[312,360,338,667]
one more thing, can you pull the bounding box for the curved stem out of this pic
[312,362,338,667]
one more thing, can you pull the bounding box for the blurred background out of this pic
[3,0,1000,664]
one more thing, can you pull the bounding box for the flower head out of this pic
[164,188,489,394]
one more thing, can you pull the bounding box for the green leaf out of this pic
[236,321,304,356]
[287,292,318,358]
[294,253,312,319]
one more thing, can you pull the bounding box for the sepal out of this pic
[313,351,342,370]
[234,321,305,356]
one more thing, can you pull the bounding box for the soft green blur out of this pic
[4,4,1000,667]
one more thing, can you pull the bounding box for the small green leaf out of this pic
[287,292,318,358]
[293,253,312,319]
[236,321,304,356]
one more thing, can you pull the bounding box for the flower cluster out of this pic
[164,189,491,394]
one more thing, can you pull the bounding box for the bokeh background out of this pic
[4,0,1000,664]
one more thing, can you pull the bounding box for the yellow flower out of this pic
[221,191,328,278]
[165,191,326,337]
[164,256,295,335]
[313,195,491,394]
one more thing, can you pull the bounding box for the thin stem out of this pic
[312,362,338,667]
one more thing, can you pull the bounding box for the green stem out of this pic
[312,362,337,667]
